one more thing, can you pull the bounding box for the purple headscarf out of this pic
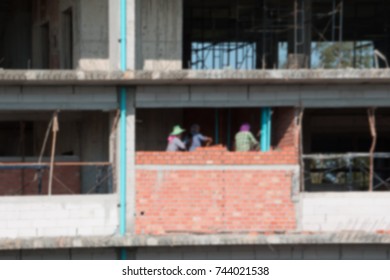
[240,123,251,132]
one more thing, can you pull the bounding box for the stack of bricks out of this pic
[136,146,298,165]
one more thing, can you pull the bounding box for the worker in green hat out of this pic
[166,125,186,152]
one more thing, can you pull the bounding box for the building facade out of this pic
[1,0,390,259]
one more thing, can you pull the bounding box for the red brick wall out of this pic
[136,107,298,235]
[0,166,81,195]
[136,147,297,165]
[136,169,296,235]
[273,108,298,149]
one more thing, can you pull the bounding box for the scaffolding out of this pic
[186,0,293,69]
[185,0,389,70]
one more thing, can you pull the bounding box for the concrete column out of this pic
[110,0,182,70]
[109,0,121,70]
[110,0,140,70]
[126,0,141,70]
[78,0,109,70]
[126,88,136,234]
[139,0,183,70]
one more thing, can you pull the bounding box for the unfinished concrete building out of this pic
[1,0,390,259]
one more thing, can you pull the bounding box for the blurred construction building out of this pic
[1,0,390,259]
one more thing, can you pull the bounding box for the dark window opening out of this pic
[0,0,32,69]
[0,111,113,196]
[0,0,76,70]
[0,122,34,157]
[39,22,50,69]
[62,8,73,69]
[303,108,390,192]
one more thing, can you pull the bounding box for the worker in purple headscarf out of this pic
[234,123,258,151]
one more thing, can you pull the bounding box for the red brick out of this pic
[0,166,81,195]
[136,169,296,235]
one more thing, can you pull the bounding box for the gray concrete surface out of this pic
[0,248,118,260]
[135,84,390,108]
[2,242,390,260]
[126,89,136,234]
[78,0,109,70]
[109,0,121,70]
[2,232,390,251]
[138,0,182,70]
[0,86,117,110]
[134,244,390,260]
[1,69,390,85]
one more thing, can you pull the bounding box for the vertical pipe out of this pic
[267,108,271,150]
[265,108,269,150]
[261,108,271,152]
[120,248,127,260]
[119,0,128,260]
[261,109,267,152]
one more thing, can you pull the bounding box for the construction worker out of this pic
[188,124,213,151]
[166,125,186,152]
[234,123,258,152]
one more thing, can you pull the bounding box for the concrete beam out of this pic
[0,86,118,110]
[135,84,390,108]
[2,69,390,85]
[1,232,390,251]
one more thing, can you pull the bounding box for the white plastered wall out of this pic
[0,195,118,238]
